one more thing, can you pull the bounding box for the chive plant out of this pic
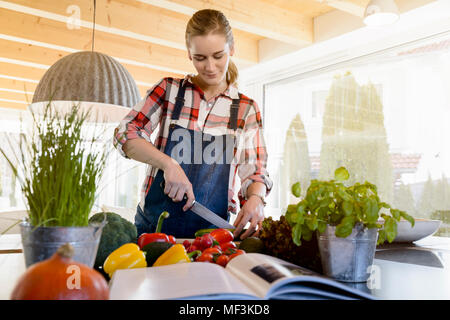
[0,102,109,227]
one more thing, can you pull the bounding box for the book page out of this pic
[226,253,374,300]
[225,253,319,298]
[109,262,257,300]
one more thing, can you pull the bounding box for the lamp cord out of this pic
[91,0,96,52]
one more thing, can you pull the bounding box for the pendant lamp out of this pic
[31,51,140,122]
[30,0,140,122]
[363,0,400,27]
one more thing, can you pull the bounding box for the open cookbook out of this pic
[109,253,375,300]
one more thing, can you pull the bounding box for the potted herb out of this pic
[286,167,415,282]
[0,102,109,267]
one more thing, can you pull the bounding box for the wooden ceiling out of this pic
[0,0,434,111]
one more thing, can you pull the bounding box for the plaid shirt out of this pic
[114,75,272,214]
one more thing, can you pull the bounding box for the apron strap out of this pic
[171,79,187,121]
[229,93,242,130]
[172,79,241,129]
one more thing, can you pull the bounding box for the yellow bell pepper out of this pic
[103,243,147,277]
[153,244,199,267]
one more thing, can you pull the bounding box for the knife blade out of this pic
[189,200,235,229]
[160,180,235,229]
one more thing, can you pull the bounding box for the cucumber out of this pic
[142,242,173,266]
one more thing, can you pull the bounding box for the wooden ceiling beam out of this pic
[0,37,184,89]
[313,0,366,17]
[0,60,158,103]
[0,76,149,110]
[141,0,313,46]
[2,0,258,66]
[0,61,46,81]
[0,89,33,103]
[0,58,176,91]
[0,101,28,110]
[0,77,37,93]
[0,8,194,74]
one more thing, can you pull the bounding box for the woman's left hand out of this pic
[233,196,265,240]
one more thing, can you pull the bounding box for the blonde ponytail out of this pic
[226,59,238,86]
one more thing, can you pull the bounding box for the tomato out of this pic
[224,248,237,255]
[192,236,202,248]
[187,244,200,253]
[210,228,234,244]
[182,240,191,249]
[220,241,237,252]
[202,247,222,255]
[229,249,245,260]
[215,254,230,267]
[199,233,214,250]
[196,252,214,263]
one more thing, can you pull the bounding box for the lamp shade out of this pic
[363,0,399,26]
[31,51,141,122]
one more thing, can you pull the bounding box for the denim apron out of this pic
[135,79,241,238]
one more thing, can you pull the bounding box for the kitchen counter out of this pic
[349,236,450,299]
[1,234,449,300]
[0,234,25,300]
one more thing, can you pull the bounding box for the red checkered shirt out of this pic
[114,75,272,214]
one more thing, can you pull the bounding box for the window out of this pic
[263,35,450,237]
[0,109,145,230]
[0,110,26,211]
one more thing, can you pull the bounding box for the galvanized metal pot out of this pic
[317,223,378,282]
[20,219,106,268]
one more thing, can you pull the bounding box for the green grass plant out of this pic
[0,101,109,227]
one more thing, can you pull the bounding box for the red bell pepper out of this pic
[168,235,176,244]
[137,211,176,249]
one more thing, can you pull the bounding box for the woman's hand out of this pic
[233,195,265,240]
[162,159,195,212]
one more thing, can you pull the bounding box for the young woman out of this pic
[114,9,272,240]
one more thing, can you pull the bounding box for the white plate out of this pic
[393,219,442,242]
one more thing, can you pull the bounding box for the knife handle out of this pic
[160,180,189,202]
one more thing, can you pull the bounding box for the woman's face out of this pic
[188,33,234,88]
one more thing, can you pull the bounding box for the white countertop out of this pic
[0,234,25,300]
[1,233,450,300]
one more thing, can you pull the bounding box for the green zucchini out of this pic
[194,228,235,238]
[238,237,265,253]
[142,242,173,266]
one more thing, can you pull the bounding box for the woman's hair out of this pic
[185,9,238,85]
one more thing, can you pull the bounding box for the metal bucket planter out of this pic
[317,223,378,282]
[20,219,106,268]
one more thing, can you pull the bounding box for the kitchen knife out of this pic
[160,180,235,229]
[189,200,235,229]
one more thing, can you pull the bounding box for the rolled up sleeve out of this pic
[113,78,168,158]
[236,100,273,203]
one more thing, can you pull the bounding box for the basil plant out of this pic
[286,167,415,246]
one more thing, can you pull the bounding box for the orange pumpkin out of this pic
[11,243,109,300]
